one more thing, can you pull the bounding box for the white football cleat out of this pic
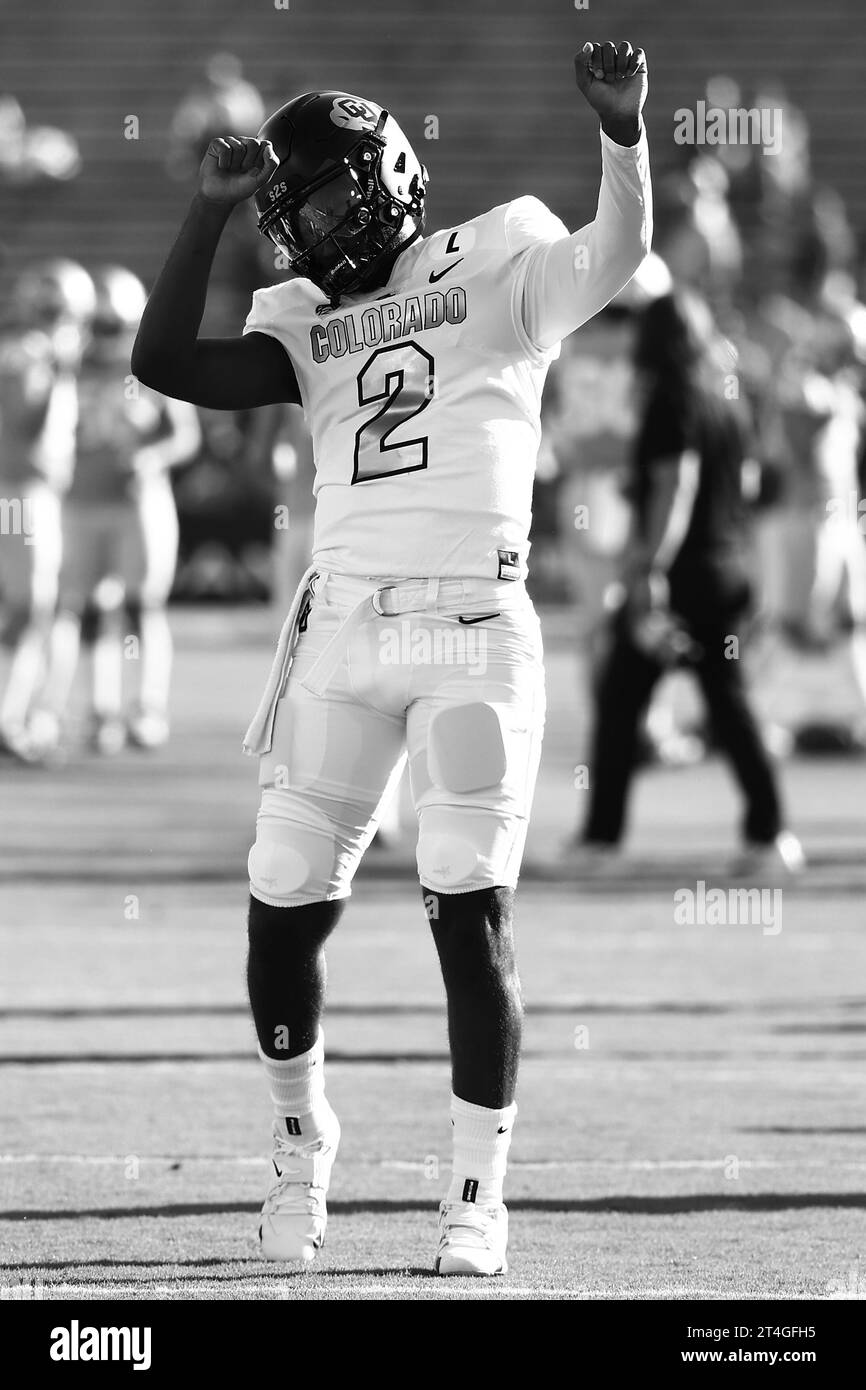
[127,707,170,750]
[730,830,806,880]
[23,710,63,762]
[258,1117,340,1264]
[90,715,127,757]
[435,1200,508,1276]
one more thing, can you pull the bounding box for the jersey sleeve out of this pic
[242,282,310,412]
[243,284,290,344]
[510,124,652,356]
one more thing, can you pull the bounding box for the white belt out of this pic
[243,569,527,755]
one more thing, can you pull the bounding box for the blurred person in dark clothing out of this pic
[545,251,704,766]
[573,288,804,876]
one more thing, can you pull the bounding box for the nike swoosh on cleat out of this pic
[458,613,500,625]
[497,1126,509,1134]
[429,259,464,283]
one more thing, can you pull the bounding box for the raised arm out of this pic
[131,136,302,411]
[519,41,652,352]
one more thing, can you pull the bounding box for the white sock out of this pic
[257,1030,338,1149]
[447,1092,517,1207]
[92,620,123,718]
[1,628,45,729]
[139,608,173,714]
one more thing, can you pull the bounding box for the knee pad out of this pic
[417,701,539,893]
[248,798,345,907]
[427,702,507,794]
[417,807,520,893]
[416,827,482,890]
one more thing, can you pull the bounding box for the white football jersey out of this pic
[244,129,651,581]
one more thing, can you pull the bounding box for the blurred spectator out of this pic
[29,267,199,759]
[0,93,81,188]
[0,94,82,271]
[0,259,93,760]
[172,408,275,603]
[167,56,272,335]
[745,217,866,747]
[167,55,266,179]
[656,157,743,312]
[242,403,317,617]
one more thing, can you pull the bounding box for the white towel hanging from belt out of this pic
[242,562,317,757]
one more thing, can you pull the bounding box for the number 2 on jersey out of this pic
[352,342,435,484]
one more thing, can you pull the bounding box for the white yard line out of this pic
[1,1282,789,1299]
[3,1153,866,1170]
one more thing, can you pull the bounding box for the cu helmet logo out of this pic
[329,96,380,131]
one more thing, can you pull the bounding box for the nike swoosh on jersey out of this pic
[429,258,464,283]
[457,612,501,625]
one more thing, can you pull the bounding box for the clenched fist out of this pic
[197,136,279,207]
[575,42,648,143]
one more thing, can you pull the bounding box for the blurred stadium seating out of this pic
[1,0,864,292]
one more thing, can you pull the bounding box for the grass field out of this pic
[2,606,865,1301]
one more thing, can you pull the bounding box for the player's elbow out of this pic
[129,336,161,390]
[131,337,184,397]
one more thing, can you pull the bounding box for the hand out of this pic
[574,41,648,141]
[627,566,668,622]
[626,569,697,663]
[197,136,279,207]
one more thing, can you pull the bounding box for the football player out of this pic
[133,40,651,1275]
[0,260,93,759]
[31,267,199,756]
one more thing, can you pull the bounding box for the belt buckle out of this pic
[372,584,397,616]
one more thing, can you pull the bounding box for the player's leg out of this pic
[424,881,521,1274]
[408,604,544,1275]
[247,894,345,1264]
[0,611,46,754]
[690,604,802,871]
[89,574,127,755]
[247,897,344,1061]
[580,613,662,849]
[832,518,866,730]
[0,484,61,756]
[124,481,178,748]
[28,501,105,756]
[29,608,82,756]
[246,592,407,1262]
[425,884,521,1108]
[0,554,47,754]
